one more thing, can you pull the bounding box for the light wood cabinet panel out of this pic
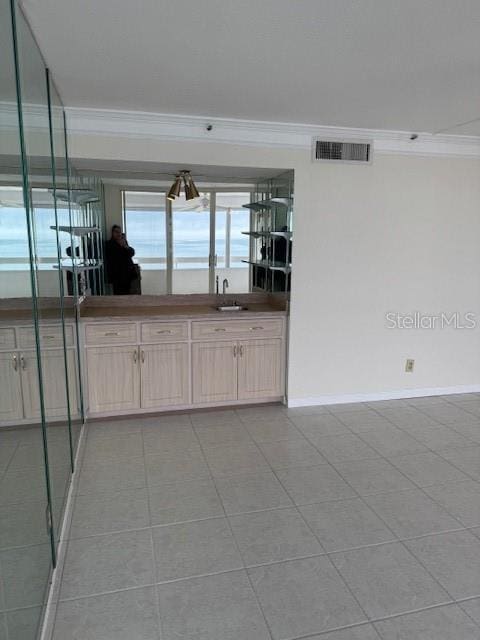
[140,321,188,343]
[0,352,23,421]
[140,343,189,408]
[192,341,237,403]
[18,324,74,348]
[237,339,283,400]
[191,318,283,341]
[22,349,78,419]
[0,328,16,350]
[85,323,137,345]
[86,345,140,413]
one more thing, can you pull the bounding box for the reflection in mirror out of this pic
[0,2,53,638]
[120,189,251,295]
[16,6,74,560]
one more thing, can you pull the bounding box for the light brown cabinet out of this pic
[237,339,284,400]
[192,341,238,403]
[84,315,285,415]
[87,342,189,413]
[0,352,23,421]
[0,344,78,424]
[22,348,78,419]
[140,343,189,408]
[192,338,284,404]
[86,345,140,414]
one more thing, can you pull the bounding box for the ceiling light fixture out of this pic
[167,174,182,201]
[167,170,200,201]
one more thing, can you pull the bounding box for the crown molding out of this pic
[44,105,480,159]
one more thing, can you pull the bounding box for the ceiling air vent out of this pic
[312,138,373,164]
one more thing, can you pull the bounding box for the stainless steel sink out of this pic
[216,304,248,312]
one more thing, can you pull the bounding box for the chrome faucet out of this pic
[222,278,229,295]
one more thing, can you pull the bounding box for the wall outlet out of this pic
[405,359,415,373]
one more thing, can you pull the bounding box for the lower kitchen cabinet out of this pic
[140,343,189,408]
[86,345,140,413]
[23,348,78,419]
[0,351,23,421]
[192,341,238,403]
[87,342,190,413]
[0,348,78,422]
[237,339,283,400]
[192,338,284,404]
[84,315,286,415]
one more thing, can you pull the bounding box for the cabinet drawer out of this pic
[141,321,188,343]
[18,324,74,348]
[85,323,137,345]
[191,317,283,341]
[0,328,16,349]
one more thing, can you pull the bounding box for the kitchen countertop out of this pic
[80,303,286,321]
[0,294,288,324]
[0,308,76,323]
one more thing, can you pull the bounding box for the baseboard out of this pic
[287,384,480,407]
[88,396,285,419]
[40,420,87,640]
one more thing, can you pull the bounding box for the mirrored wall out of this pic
[0,1,85,638]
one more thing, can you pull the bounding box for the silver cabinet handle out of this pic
[20,354,25,370]
[239,345,244,357]
[249,326,264,331]
[156,329,172,334]
[12,354,18,371]
[43,335,56,340]
[233,345,237,357]
[141,350,145,363]
[133,350,138,364]
[214,327,226,332]
[105,331,120,336]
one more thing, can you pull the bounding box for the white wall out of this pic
[289,155,480,403]
[69,134,480,404]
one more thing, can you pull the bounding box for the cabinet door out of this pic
[22,349,78,419]
[192,341,237,403]
[86,346,140,413]
[140,343,189,409]
[238,339,284,400]
[0,352,23,421]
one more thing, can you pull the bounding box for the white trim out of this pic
[65,106,480,158]
[288,384,480,407]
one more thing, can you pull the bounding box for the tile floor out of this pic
[50,395,480,639]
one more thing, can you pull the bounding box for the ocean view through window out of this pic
[123,190,250,294]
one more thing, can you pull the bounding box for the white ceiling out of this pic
[21,0,480,135]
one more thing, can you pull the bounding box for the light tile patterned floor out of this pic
[49,395,480,639]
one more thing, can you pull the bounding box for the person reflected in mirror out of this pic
[105,225,136,295]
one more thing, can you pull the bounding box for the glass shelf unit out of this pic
[51,188,100,205]
[54,258,103,271]
[51,225,101,236]
[243,171,293,293]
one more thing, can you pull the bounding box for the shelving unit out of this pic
[54,258,103,271]
[52,225,100,236]
[242,171,293,293]
[50,175,105,298]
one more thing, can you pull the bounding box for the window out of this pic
[215,192,250,269]
[122,191,167,267]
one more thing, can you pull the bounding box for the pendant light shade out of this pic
[183,172,200,200]
[167,170,200,201]
[167,175,182,201]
